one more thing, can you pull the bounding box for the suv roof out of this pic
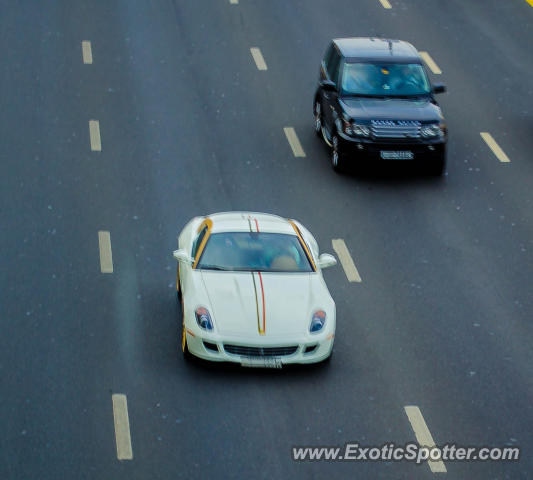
[333,37,420,63]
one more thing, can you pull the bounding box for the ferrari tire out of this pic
[315,351,333,367]
[180,299,193,361]
[176,265,182,301]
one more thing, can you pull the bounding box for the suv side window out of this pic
[323,43,335,71]
[326,47,341,85]
[192,226,207,258]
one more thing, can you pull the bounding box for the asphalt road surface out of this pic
[1,1,533,478]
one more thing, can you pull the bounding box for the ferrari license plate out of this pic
[380,150,414,160]
[240,356,283,368]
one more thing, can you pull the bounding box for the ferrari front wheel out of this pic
[176,264,182,301]
[180,299,192,360]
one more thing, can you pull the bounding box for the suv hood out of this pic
[340,97,443,122]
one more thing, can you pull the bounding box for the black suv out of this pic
[314,38,448,174]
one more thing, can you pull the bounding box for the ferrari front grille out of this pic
[223,344,298,357]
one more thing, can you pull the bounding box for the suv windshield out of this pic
[341,62,430,97]
[197,232,313,272]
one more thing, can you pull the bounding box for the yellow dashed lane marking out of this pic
[379,0,392,8]
[112,394,133,460]
[480,132,511,163]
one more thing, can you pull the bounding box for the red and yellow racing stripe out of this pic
[192,217,213,269]
[288,219,316,271]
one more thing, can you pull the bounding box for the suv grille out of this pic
[371,120,421,139]
[223,344,298,357]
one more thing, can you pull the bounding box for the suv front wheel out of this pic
[314,101,323,136]
[429,152,446,176]
[331,134,343,172]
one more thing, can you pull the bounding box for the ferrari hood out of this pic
[200,271,322,337]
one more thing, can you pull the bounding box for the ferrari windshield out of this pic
[341,62,430,97]
[197,232,313,272]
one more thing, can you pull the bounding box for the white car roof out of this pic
[207,211,296,235]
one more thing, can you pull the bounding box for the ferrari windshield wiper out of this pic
[198,265,230,271]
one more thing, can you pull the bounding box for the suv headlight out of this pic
[342,119,370,137]
[352,123,370,137]
[341,119,353,135]
[421,123,445,138]
[310,310,326,333]
[195,307,213,331]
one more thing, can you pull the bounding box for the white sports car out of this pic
[173,212,337,367]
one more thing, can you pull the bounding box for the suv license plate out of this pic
[380,151,414,160]
[241,356,283,368]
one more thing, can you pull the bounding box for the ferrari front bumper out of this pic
[184,329,334,366]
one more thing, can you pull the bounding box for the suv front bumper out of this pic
[337,131,446,162]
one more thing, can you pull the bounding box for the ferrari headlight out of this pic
[421,123,445,138]
[195,307,213,331]
[310,310,326,334]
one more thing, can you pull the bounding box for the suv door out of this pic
[321,46,342,137]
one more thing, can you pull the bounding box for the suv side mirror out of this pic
[318,253,337,269]
[432,83,446,94]
[320,79,337,92]
[173,249,193,264]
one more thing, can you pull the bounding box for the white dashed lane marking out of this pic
[379,0,392,8]
[98,231,113,273]
[283,127,306,157]
[405,406,447,473]
[480,132,511,163]
[250,47,268,70]
[82,41,93,64]
[331,239,362,283]
[419,52,442,74]
[112,394,133,460]
[89,120,102,151]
